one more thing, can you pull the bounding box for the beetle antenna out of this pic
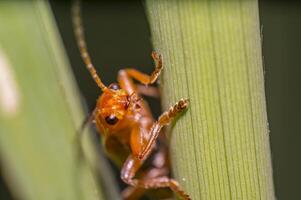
[72,0,107,91]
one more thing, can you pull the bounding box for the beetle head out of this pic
[97,83,141,127]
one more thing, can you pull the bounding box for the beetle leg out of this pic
[122,167,169,200]
[77,108,97,136]
[121,155,190,200]
[118,70,160,98]
[122,186,145,200]
[138,99,189,160]
[126,51,162,85]
[118,51,163,90]
[74,108,98,160]
[136,84,160,98]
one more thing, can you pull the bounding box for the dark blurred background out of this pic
[2,1,301,199]
[259,2,301,199]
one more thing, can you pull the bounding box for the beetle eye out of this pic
[105,115,119,125]
[109,83,120,90]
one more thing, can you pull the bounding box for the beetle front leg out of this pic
[118,51,163,90]
[121,155,191,200]
[125,51,162,85]
[77,108,97,136]
[136,84,160,98]
[138,99,189,160]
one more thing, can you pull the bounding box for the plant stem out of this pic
[146,1,275,199]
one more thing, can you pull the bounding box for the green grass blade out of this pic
[146,1,275,199]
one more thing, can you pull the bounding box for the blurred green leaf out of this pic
[0,1,117,199]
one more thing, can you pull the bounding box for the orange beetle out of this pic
[72,1,191,199]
